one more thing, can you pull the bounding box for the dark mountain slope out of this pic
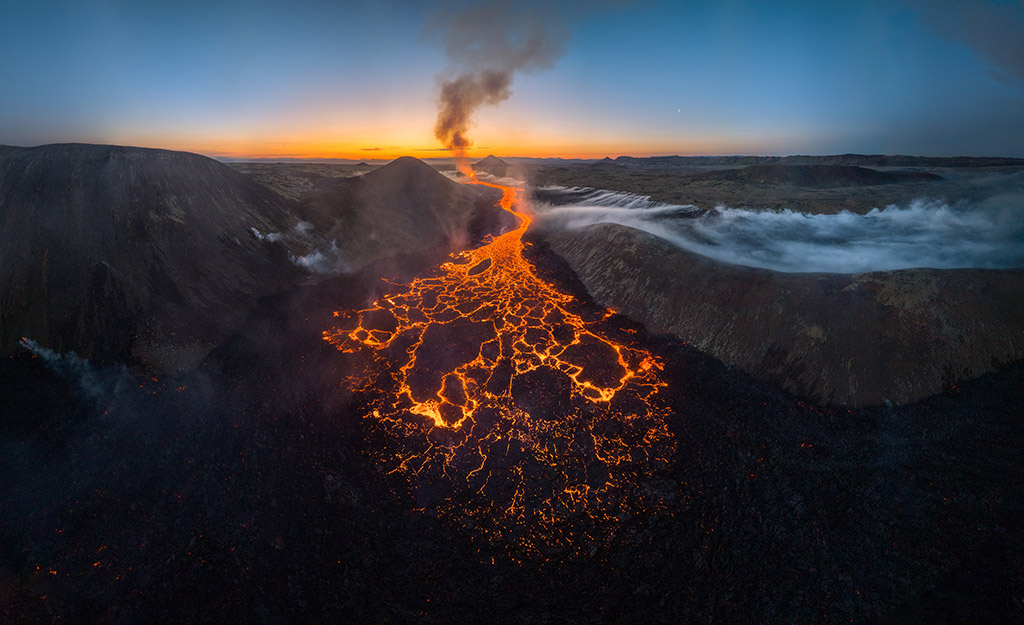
[298,156,514,269]
[541,222,1024,406]
[0,143,303,373]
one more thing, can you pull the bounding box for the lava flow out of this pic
[323,168,677,555]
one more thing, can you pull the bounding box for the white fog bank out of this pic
[533,186,1024,273]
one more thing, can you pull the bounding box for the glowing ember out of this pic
[324,169,676,556]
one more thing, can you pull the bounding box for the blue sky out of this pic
[1,0,1021,158]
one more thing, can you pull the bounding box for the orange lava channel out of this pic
[323,168,677,554]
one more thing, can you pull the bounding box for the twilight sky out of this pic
[1,0,1022,159]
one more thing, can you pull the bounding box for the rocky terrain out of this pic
[0,147,516,374]
[1,148,1021,623]
[538,222,1024,406]
[530,156,1024,214]
[297,156,515,270]
[1,233,1021,624]
[686,164,942,187]
[0,144,303,373]
[228,161,377,201]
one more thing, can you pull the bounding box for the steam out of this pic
[251,220,349,275]
[250,220,314,243]
[289,241,349,275]
[430,1,569,152]
[535,187,1024,273]
[18,337,129,399]
[250,227,282,242]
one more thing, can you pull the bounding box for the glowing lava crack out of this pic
[324,172,677,555]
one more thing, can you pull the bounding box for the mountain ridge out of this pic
[299,156,515,270]
[541,222,1024,406]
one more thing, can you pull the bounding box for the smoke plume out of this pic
[430,1,569,152]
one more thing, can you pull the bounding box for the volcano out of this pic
[298,156,515,270]
[0,143,302,373]
[323,176,672,553]
[1,152,1022,625]
[473,154,514,178]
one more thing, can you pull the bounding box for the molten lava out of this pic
[324,168,676,555]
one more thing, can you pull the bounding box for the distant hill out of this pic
[688,164,942,187]
[299,156,515,269]
[587,157,625,172]
[473,155,513,178]
[0,143,302,373]
[612,154,1024,168]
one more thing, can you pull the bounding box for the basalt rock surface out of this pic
[1,237,1022,624]
[540,222,1024,406]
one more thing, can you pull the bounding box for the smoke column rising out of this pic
[430,1,569,153]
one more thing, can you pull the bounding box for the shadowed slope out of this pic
[542,222,1024,406]
[298,156,514,269]
[0,143,302,373]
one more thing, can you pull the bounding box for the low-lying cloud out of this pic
[534,187,1024,273]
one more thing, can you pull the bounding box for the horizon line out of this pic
[3,142,1024,163]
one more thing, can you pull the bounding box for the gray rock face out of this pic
[543,222,1024,406]
[0,143,303,373]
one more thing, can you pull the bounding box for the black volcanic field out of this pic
[2,144,1023,624]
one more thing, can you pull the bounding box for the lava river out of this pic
[323,170,678,556]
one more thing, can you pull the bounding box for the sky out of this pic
[1,0,1022,159]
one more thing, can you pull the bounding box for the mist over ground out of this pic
[533,185,1024,273]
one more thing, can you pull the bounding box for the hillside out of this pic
[0,143,302,373]
[688,164,942,187]
[540,222,1024,406]
[299,156,515,269]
